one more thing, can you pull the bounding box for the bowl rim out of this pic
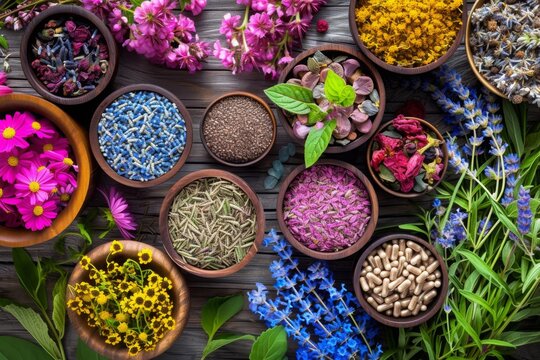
[20,5,119,106]
[89,83,193,188]
[276,159,379,260]
[366,116,449,199]
[200,91,277,167]
[158,169,265,278]
[0,93,92,248]
[276,44,386,154]
[348,0,468,75]
[66,240,190,360]
[353,233,449,328]
[465,0,508,99]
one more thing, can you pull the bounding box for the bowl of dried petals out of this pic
[349,0,467,74]
[276,159,379,260]
[0,93,92,248]
[67,240,190,360]
[20,5,119,105]
[367,116,448,198]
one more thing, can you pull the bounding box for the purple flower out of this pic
[98,187,137,239]
[517,186,532,235]
[248,12,274,38]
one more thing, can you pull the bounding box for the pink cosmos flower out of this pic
[99,187,137,239]
[0,148,39,183]
[57,183,76,206]
[166,43,203,73]
[184,0,207,16]
[19,199,58,231]
[45,150,79,173]
[0,71,11,96]
[33,134,70,158]
[286,13,313,40]
[0,112,33,152]
[248,13,274,38]
[15,166,57,205]
[0,181,19,212]
[28,116,56,139]
[172,14,196,43]
[55,171,78,188]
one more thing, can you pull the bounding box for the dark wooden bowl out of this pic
[200,91,277,167]
[348,0,467,75]
[276,159,379,260]
[353,234,449,328]
[276,44,385,154]
[465,0,507,99]
[366,117,449,199]
[89,84,193,188]
[159,169,265,278]
[0,93,92,248]
[67,240,190,360]
[20,5,119,105]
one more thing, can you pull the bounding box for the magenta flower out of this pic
[55,171,78,188]
[57,183,76,205]
[133,0,174,36]
[0,71,6,85]
[219,13,241,38]
[0,71,11,96]
[0,148,37,183]
[33,134,70,157]
[45,150,79,173]
[29,117,56,139]
[19,199,58,231]
[0,112,33,152]
[248,13,274,38]
[99,187,137,239]
[0,181,19,212]
[166,43,203,73]
[15,166,57,205]
[184,0,207,16]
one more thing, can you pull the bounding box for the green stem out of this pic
[38,306,66,360]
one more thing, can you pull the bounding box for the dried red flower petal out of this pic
[370,149,386,172]
[393,114,423,135]
[405,152,425,178]
[375,133,403,152]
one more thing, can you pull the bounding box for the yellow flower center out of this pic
[33,206,44,216]
[96,294,108,305]
[7,156,18,167]
[51,187,58,194]
[43,144,53,151]
[138,332,148,342]
[37,166,46,171]
[63,157,73,166]
[31,121,41,130]
[60,193,70,202]
[118,322,129,333]
[29,181,40,193]
[2,127,15,139]
[0,188,3,198]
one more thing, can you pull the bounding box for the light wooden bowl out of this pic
[0,93,92,248]
[276,159,379,260]
[20,5,119,105]
[353,234,449,328]
[366,117,449,199]
[90,84,193,188]
[349,0,467,75]
[159,169,265,278]
[67,240,190,360]
[465,0,507,99]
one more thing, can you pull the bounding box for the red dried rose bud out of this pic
[317,19,329,33]
[393,114,423,135]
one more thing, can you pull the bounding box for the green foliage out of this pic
[304,120,336,168]
[249,326,287,360]
[76,339,109,360]
[12,248,47,311]
[0,35,8,50]
[201,293,244,340]
[0,336,53,360]
[324,69,355,107]
[264,84,314,115]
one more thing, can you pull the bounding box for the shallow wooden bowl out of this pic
[348,0,467,75]
[67,240,190,360]
[200,91,277,167]
[353,234,449,328]
[159,169,265,278]
[277,44,385,154]
[20,5,119,105]
[276,159,379,260]
[89,84,193,188]
[0,93,92,248]
[366,117,448,199]
[465,0,507,99]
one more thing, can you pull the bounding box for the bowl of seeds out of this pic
[277,159,378,260]
[466,0,540,105]
[90,84,193,188]
[159,169,265,278]
[20,5,119,105]
[349,0,467,74]
[201,92,277,167]
[353,234,448,327]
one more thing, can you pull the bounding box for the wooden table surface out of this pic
[1,1,539,359]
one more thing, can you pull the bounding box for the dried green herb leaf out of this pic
[313,50,332,65]
[307,57,320,74]
[378,164,396,183]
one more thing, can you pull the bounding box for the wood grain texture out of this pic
[0,1,539,359]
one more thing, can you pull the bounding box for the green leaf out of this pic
[499,331,540,347]
[0,336,53,360]
[450,300,482,350]
[249,326,287,360]
[419,326,435,360]
[0,35,8,50]
[523,263,540,293]
[0,304,61,359]
[378,164,396,183]
[201,294,244,340]
[304,120,336,168]
[398,224,428,237]
[324,69,347,104]
[502,100,524,156]
[12,249,47,311]
[481,339,516,348]
[76,338,108,360]
[306,103,328,125]
[52,275,67,339]
[456,249,510,294]
[458,289,496,318]
[202,333,256,360]
[338,85,356,107]
[130,0,143,6]
[511,307,540,322]
[264,84,314,115]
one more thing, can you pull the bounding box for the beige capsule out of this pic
[367,296,378,308]
[384,294,400,304]
[388,276,406,291]
[380,270,390,278]
[424,289,438,302]
[385,244,392,258]
[406,241,422,252]
[397,279,412,293]
[417,271,430,285]
[367,255,376,268]
[402,269,410,277]
[406,264,422,276]
[390,260,399,267]
[366,272,383,286]
[372,294,384,304]
[427,274,437,281]
[373,267,381,275]
[421,305,427,311]
[382,256,392,271]
[410,254,422,266]
[373,286,382,294]
[427,260,440,274]
[405,248,413,261]
[378,249,388,259]
[420,250,429,261]
[374,255,383,269]
[400,309,412,317]
[400,299,411,308]
[386,310,392,316]
[399,239,406,253]
[393,301,402,317]
[408,295,419,311]
[360,269,367,276]
[390,267,399,281]
[360,277,370,292]
[414,282,424,296]
[412,302,422,315]
[434,280,442,288]
[422,281,436,292]
[381,278,390,297]
[391,244,400,261]
[376,303,393,312]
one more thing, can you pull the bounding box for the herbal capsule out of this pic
[376,303,393,312]
[388,276,405,291]
[434,280,442,288]
[400,309,411,317]
[366,272,383,285]
[390,260,399,267]
[397,279,412,293]
[414,282,424,296]
[381,278,390,297]
[408,295,419,311]
[399,239,406,253]
[390,267,398,281]
[422,281,436,292]
[402,269,410,277]
[406,264,422,276]
[373,286,382,294]
[427,260,440,274]
[416,271,429,285]
[435,270,441,279]
[360,277,370,292]
[385,310,392,316]
[393,301,402,317]
[410,254,422,266]
[406,241,422,252]
[382,256,392,271]
[385,245,392,259]
[412,302,422,316]
[400,299,411,308]
[384,294,399,304]
[373,267,381,275]
[420,305,427,311]
[424,290,438,302]
[367,297,378,308]
[420,250,429,261]
[374,255,383,269]
[380,270,390,278]
[367,255,376,268]
[372,294,384,304]
[391,244,399,260]
[405,248,413,261]
[377,249,387,259]
[360,269,367,276]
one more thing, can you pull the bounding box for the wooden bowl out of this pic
[159,169,265,278]
[200,91,277,167]
[277,44,385,154]
[20,5,119,105]
[465,0,507,99]
[276,159,379,260]
[366,117,448,199]
[348,0,467,75]
[353,234,449,328]
[0,93,92,248]
[89,84,193,188]
[67,240,190,360]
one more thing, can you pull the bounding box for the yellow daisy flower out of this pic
[137,248,153,264]
[110,240,124,254]
[80,256,91,270]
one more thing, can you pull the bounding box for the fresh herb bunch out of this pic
[248,229,382,360]
[386,66,540,359]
